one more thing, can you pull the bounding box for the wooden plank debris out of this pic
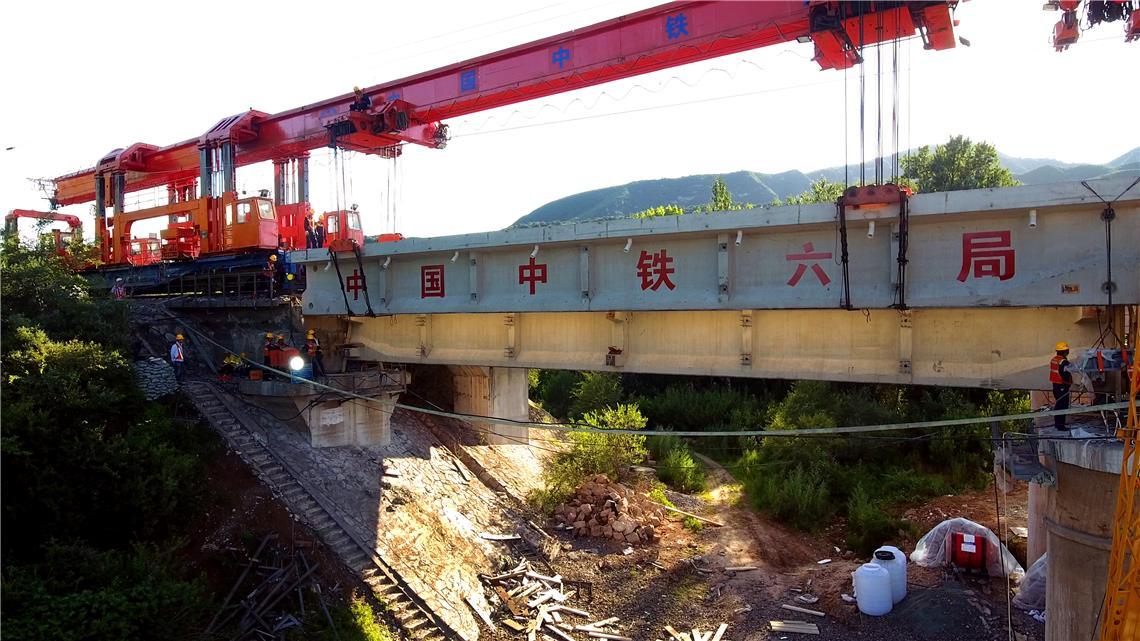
[710,623,728,641]
[453,459,471,481]
[554,606,592,619]
[780,604,825,617]
[466,595,497,631]
[504,619,527,632]
[664,625,686,641]
[496,586,527,617]
[588,633,633,641]
[481,532,522,541]
[724,565,757,572]
[545,621,577,641]
[769,620,819,635]
[647,500,726,527]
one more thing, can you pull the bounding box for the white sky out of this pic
[2,0,1137,242]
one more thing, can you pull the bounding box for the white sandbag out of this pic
[909,517,1025,580]
[1012,553,1047,611]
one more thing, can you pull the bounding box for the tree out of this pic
[901,135,1019,192]
[569,371,623,419]
[773,178,846,206]
[694,177,755,214]
[711,176,733,211]
[631,204,685,219]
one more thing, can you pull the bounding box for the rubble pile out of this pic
[554,475,666,545]
[481,559,627,641]
[133,357,178,399]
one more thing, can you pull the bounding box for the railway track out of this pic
[184,381,453,641]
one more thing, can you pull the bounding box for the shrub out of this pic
[536,404,648,504]
[746,465,832,531]
[658,447,706,493]
[845,484,905,555]
[569,372,623,419]
[534,370,582,419]
[0,542,209,641]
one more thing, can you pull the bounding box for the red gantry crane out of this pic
[43,1,961,277]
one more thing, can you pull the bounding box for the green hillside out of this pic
[511,146,1139,227]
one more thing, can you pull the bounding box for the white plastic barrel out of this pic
[852,562,893,616]
[874,546,908,603]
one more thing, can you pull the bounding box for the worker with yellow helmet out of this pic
[170,333,186,382]
[263,332,276,368]
[1049,341,1073,431]
[305,329,325,379]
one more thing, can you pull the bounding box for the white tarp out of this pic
[909,517,1025,580]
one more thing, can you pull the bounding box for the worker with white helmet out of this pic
[111,277,126,300]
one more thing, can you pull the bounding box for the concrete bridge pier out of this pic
[297,390,399,448]
[448,366,530,445]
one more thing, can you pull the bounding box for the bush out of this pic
[746,465,832,531]
[535,404,648,505]
[0,542,209,641]
[845,484,905,555]
[533,370,582,419]
[658,447,706,493]
[569,372,623,419]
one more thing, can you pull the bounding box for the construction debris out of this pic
[781,604,825,617]
[555,475,666,545]
[203,534,325,639]
[663,624,728,641]
[770,620,820,635]
[724,565,757,572]
[480,558,623,641]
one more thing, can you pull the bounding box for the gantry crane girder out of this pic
[50,1,959,208]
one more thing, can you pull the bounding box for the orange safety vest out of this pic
[1049,355,1067,385]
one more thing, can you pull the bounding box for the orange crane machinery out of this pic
[1099,342,1140,640]
[1047,0,1140,50]
[43,1,961,275]
[4,209,82,257]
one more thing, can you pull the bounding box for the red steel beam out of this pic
[53,1,955,206]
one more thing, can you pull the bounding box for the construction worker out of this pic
[350,86,372,112]
[305,329,325,379]
[313,219,326,248]
[111,277,126,300]
[263,332,275,367]
[219,352,241,382]
[275,334,287,350]
[170,334,186,381]
[1050,341,1073,431]
[304,213,316,249]
[262,254,278,296]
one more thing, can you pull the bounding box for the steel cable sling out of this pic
[351,243,377,317]
[327,248,354,318]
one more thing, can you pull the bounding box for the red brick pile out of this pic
[554,475,665,545]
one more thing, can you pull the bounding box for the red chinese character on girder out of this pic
[518,258,548,295]
[636,249,676,291]
[421,264,445,298]
[345,269,363,300]
[785,242,832,286]
[957,231,1015,282]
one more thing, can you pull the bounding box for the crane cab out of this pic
[321,209,364,250]
[224,197,279,251]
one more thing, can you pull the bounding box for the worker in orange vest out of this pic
[1050,341,1073,431]
[305,329,325,379]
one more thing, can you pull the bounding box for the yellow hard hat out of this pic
[306,330,315,337]
[175,334,184,340]
[1055,341,1070,352]
[286,273,295,281]
[354,86,362,93]
[266,332,274,338]
[269,254,278,261]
